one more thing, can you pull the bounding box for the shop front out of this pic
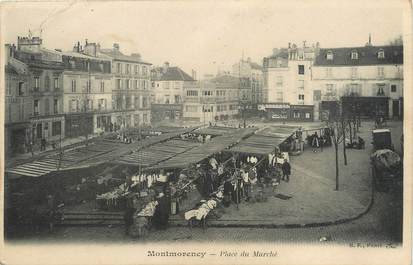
[258,103,290,121]
[151,104,183,122]
[289,105,314,122]
[5,122,30,155]
[65,113,93,138]
[341,96,389,119]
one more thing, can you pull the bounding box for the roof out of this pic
[100,49,151,65]
[314,45,403,66]
[60,51,112,61]
[230,125,299,155]
[210,75,240,83]
[5,64,19,75]
[152,66,195,81]
[145,127,256,170]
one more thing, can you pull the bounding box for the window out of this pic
[70,99,78,112]
[134,80,138,89]
[351,67,358,78]
[305,113,311,119]
[34,99,39,115]
[143,97,148,108]
[142,66,147,76]
[34,77,40,90]
[126,64,130,74]
[276,76,283,87]
[52,121,61,136]
[351,51,358,60]
[125,79,130,89]
[71,79,76,92]
[298,65,304,75]
[298,80,304,90]
[391,85,397,92]
[187,90,198,96]
[86,80,91,93]
[87,99,93,110]
[174,95,181,103]
[378,50,385,59]
[116,63,121,73]
[53,99,58,114]
[378,67,385,78]
[54,78,59,90]
[98,99,106,110]
[143,114,148,123]
[100,81,105,93]
[325,84,336,96]
[326,51,334,60]
[165,95,170,104]
[134,65,138,74]
[126,97,131,109]
[174,81,180,89]
[135,97,140,109]
[44,98,50,114]
[45,76,50,91]
[313,90,321,101]
[18,82,24,96]
[293,111,300,118]
[143,80,147,90]
[298,94,304,100]
[377,84,385,96]
[116,79,122,89]
[326,68,333,78]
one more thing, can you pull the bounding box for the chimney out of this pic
[113,43,120,52]
[288,42,291,48]
[191,69,197,80]
[163,62,170,73]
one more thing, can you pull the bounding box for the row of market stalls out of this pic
[4,126,199,234]
[91,125,310,237]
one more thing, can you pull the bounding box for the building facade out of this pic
[232,58,263,104]
[9,37,66,152]
[312,44,403,120]
[262,42,318,121]
[150,62,196,121]
[182,74,248,123]
[101,43,152,129]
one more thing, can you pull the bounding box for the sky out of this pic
[1,0,406,78]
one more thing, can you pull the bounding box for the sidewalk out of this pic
[170,121,391,228]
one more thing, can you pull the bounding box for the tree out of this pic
[327,117,344,191]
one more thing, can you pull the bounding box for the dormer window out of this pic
[351,51,359,60]
[326,51,334,60]
[378,49,385,59]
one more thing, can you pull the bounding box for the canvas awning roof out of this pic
[229,125,300,155]
[145,128,256,170]
[115,139,201,166]
[191,126,239,136]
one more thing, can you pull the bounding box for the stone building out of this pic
[100,43,152,128]
[232,57,263,105]
[8,37,66,152]
[312,42,403,120]
[261,42,318,121]
[150,62,197,121]
[182,74,249,123]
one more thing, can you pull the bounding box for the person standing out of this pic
[282,159,291,182]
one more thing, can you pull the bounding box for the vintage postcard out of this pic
[0,0,412,264]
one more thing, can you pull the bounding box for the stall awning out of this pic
[145,128,256,170]
[191,126,239,136]
[116,139,201,166]
[229,125,300,155]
